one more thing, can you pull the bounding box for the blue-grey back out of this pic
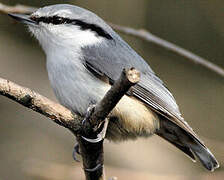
[81,32,183,121]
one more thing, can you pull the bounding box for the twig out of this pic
[1,3,222,77]
[109,23,224,77]
[0,3,37,14]
[87,68,140,128]
[0,77,82,130]
[76,68,140,180]
[1,3,223,77]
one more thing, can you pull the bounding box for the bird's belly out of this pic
[107,95,160,141]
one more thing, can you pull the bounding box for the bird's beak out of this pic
[8,13,37,25]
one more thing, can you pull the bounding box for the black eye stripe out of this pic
[30,16,113,40]
[30,16,72,24]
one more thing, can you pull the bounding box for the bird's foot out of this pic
[81,104,109,143]
[72,143,81,162]
[82,118,109,143]
[82,105,95,125]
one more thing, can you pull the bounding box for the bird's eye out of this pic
[49,16,69,25]
[51,16,63,24]
[30,16,38,22]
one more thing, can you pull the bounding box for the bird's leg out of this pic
[81,104,109,143]
[72,143,80,162]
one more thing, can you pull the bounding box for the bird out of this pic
[8,4,219,171]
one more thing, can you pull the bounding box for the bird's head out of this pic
[9,4,114,53]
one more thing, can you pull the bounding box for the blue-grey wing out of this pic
[81,37,197,136]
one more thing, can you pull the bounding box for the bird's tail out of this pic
[188,141,219,171]
[156,116,219,171]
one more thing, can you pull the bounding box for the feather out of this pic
[81,36,200,141]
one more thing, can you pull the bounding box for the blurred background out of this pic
[0,0,223,179]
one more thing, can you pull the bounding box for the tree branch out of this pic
[0,77,82,130]
[1,2,223,77]
[109,23,224,77]
[0,3,37,14]
[0,68,140,180]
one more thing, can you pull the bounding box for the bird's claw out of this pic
[82,105,95,125]
[82,118,109,143]
[72,143,81,162]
